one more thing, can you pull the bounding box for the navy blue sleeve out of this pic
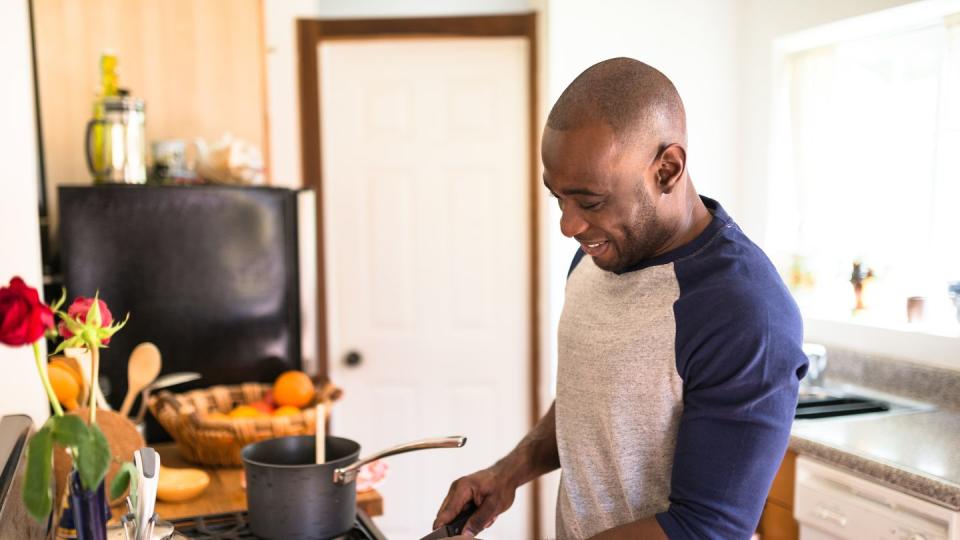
[567,248,587,278]
[655,253,807,538]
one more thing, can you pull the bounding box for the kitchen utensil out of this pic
[315,402,325,464]
[106,447,185,540]
[420,501,478,539]
[107,519,179,540]
[242,435,466,540]
[119,343,162,418]
[85,95,147,184]
[134,447,160,540]
[133,372,201,424]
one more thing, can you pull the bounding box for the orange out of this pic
[273,371,315,408]
[49,357,84,390]
[273,405,301,417]
[48,364,80,410]
[228,405,263,419]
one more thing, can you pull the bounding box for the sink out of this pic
[795,386,933,420]
[796,395,890,419]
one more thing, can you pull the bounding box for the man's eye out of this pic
[579,201,603,211]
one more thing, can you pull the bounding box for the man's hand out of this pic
[434,403,559,536]
[433,465,517,536]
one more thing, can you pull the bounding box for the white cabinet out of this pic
[795,457,959,540]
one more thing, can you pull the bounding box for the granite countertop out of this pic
[790,406,960,510]
[785,347,960,510]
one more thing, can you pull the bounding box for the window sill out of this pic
[803,315,960,371]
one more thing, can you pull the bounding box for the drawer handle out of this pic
[813,506,848,527]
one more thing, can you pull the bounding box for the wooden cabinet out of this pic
[31,0,269,232]
[758,449,798,540]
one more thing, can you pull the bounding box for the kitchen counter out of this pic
[786,348,960,511]
[152,443,383,521]
[790,407,960,510]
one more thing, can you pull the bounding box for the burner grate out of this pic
[170,512,257,539]
[170,510,385,540]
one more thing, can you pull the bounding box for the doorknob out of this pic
[344,351,362,367]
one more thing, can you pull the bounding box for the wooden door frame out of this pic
[296,13,541,539]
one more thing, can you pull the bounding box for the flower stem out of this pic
[89,346,99,425]
[32,341,64,417]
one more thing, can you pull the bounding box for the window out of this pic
[768,9,960,336]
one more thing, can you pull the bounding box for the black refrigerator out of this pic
[58,185,317,441]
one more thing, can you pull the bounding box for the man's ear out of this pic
[655,144,686,194]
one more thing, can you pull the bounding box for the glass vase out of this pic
[64,469,110,540]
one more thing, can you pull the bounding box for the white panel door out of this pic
[320,37,531,539]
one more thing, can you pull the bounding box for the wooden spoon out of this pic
[118,342,162,418]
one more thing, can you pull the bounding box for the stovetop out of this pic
[170,509,386,540]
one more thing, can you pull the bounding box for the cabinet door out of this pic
[759,501,799,540]
[768,449,797,507]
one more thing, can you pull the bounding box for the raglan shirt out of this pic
[555,196,807,539]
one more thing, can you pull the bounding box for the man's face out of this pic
[541,120,671,273]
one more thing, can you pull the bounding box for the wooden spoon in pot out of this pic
[118,342,162,418]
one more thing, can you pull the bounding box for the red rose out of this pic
[0,277,55,346]
[58,297,115,345]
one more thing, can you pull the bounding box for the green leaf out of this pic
[56,312,84,334]
[110,461,138,503]
[86,296,102,328]
[50,287,67,311]
[22,426,53,522]
[81,327,101,349]
[52,336,85,355]
[75,424,110,491]
[49,415,90,448]
[103,313,129,337]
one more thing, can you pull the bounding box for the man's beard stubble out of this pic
[596,187,670,274]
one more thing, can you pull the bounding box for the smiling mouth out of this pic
[578,240,609,257]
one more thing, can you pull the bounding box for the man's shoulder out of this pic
[674,222,786,298]
[673,224,801,337]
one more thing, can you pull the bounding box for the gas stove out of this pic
[170,509,386,540]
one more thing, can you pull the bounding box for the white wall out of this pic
[0,0,51,427]
[545,0,742,207]
[737,0,920,238]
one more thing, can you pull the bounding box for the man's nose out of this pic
[559,206,589,238]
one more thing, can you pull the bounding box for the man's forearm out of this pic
[493,402,560,488]
[587,517,668,540]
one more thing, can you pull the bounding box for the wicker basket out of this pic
[149,380,342,466]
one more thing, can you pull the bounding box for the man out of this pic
[433,58,807,539]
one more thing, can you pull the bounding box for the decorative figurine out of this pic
[850,260,874,312]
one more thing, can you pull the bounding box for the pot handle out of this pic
[333,436,466,485]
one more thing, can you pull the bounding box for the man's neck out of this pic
[653,180,712,257]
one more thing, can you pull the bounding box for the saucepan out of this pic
[242,434,466,540]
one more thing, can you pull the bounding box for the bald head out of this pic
[547,58,686,148]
